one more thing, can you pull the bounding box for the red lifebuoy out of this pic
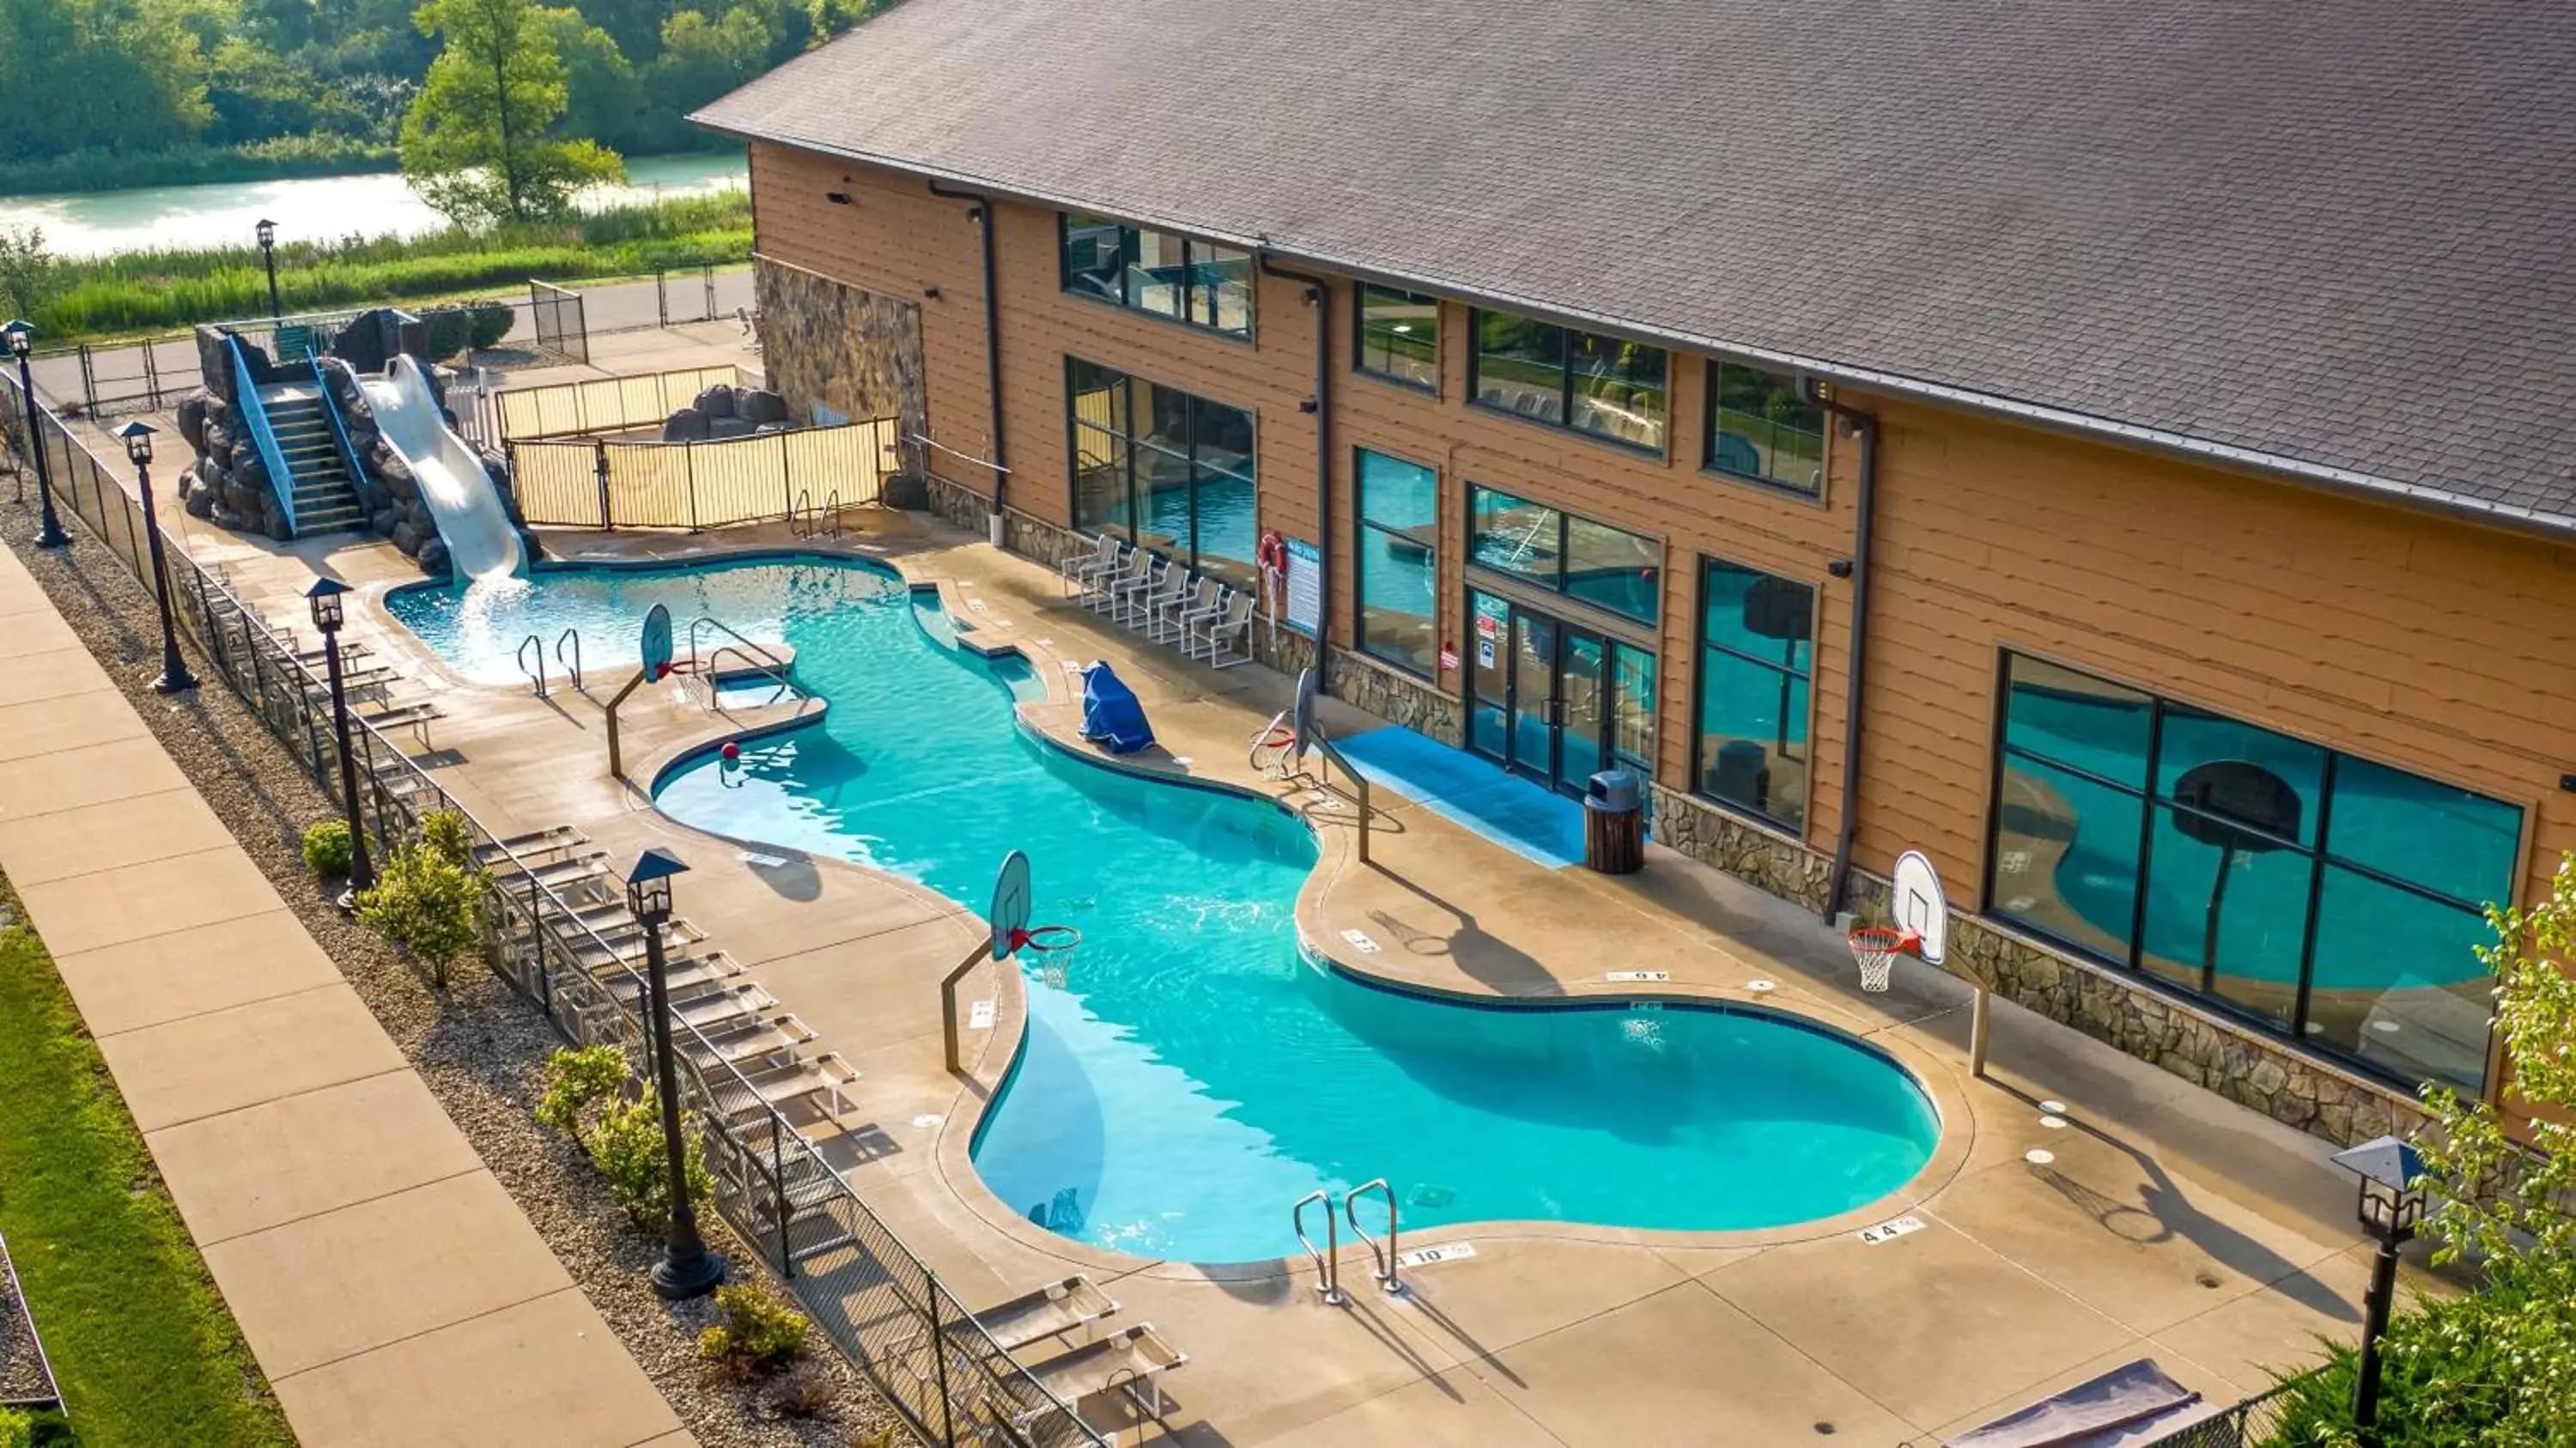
[1255,531,1288,575]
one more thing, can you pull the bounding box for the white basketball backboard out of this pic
[1891,850,1948,964]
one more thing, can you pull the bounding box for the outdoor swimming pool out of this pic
[391,556,1941,1262]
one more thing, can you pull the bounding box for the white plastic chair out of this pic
[1190,590,1253,666]
[1171,579,1226,648]
[1151,575,1215,645]
[1059,534,1121,599]
[1111,556,1170,628]
[1091,547,1151,616]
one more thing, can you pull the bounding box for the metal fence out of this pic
[511,417,900,531]
[27,332,203,417]
[496,363,755,443]
[649,265,753,329]
[0,367,1105,1448]
[2133,1378,2303,1447]
[530,280,590,365]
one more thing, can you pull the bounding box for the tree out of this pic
[398,0,623,229]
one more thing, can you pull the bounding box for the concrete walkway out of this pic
[0,544,688,1448]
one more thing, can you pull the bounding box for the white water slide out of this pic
[363,355,523,581]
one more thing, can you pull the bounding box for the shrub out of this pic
[416,808,475,869]
[301,818,353,878]
[355,828,485,974]
[587,1091,710,1226]
[769,1360,835,1417]
[533,1044,629,1135]
[0,1406,29,1448]
[698,1283,809,1380]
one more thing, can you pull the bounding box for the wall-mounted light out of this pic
[2562,773,2576,793]
[824,191,854,205]
[924,285,943,300]
[1297,397,1319,414]
[1827,558,1854,579]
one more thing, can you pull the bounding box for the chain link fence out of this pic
[0,365,1106,1448]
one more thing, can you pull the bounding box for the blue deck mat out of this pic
[1329,725,1611,869]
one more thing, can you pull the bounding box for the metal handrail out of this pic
[553,627,583,691]
[1292,1189,1347,1306]
[516,633,548,697]
[788,487,811,538]
[224,336,301,536]
[821,488,842,538]
[706,642,796,710]
[685,613,790,678]
[1343,1179,1404,1296]
[1306,730,1374,866]
[307,356,371,516]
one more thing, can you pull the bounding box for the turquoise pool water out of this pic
[391,557,1941,1262]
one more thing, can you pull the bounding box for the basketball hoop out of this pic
[1847,924,1920,994]
[1008,923,1081,989]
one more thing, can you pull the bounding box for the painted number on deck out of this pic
[1606,970,1669,983]
[969,1000,996,1030]
[1395,1243,1477,1269]
[1858,1216,1926,1246]
[1340,928,1382,955]
[739,851,787,868]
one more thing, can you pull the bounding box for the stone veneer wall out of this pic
[753,255,927,441]
[1649,784,1833,914]
[1649,784,2427,1147]
[1328,652,1462,746]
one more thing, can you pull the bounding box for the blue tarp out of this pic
[1078,661,1155,755]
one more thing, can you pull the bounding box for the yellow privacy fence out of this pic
[495,364,751,443]
[507,417,901,529]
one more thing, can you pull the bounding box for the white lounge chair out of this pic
[1091,547,1151,617]
[1133,563,1194,640]
[1189,590,1253,667]
[1058,533,1121,599]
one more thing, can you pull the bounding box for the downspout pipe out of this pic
[927,179,1008,517]
[1258,252,1333,693]
[1804,376,1879,920]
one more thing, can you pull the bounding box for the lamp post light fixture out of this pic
[256,219,283,320]
[625,848,726,1300]
[2331,1134,2427,1439]
[118,422,197,694]
[5,319,68,548]
[305,577,374,903]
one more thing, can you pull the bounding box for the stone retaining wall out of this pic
[1649,785,1833,914]
[753,256,926,441]
[1328,652,1461,745]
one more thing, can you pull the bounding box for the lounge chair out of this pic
[1133,563,1194,640]
[1110,556,1171,628]
[1015,1324,1188,1437]
[1189,590,1253,667]
[1090,547,1151,616]
[975,1275,1121,1354]
[1155,576,1219,646]
[1058,534,1121,599]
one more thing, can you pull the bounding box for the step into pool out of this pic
[392,556,1941,1263]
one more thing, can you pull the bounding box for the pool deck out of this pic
[173,507,2440,1447]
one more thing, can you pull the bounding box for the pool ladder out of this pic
[1292,1178,1406,1306]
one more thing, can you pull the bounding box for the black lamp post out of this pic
[256,220,283,320]
[305,578,374,903]
[5,319,67,548]
[626,848,726,1300]
[2331,1134,2427,1440]
[118,422,196,694]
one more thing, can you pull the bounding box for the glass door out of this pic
[1468,590,1512,760]
[1510,611,1559,782]
[1558,629,1607,789]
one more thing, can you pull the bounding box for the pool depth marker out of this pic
[607,603,677,780]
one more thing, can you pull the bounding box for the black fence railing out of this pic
[2134,1378,2303,1447]
[529,280,589,365]
[0,369,1105,1448]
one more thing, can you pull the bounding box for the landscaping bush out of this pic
[300,818,352,878]
[587,1092,711,1226]
[355,813,485,975]
[0,1406,30,1448]
[416,301,514,359]
[534,1044,629,1135]
[769,1360,835,1417]
[698,1283,809,1380]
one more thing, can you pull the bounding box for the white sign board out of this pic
[1285,538,1322,637]
[1858,1215,1926,1245]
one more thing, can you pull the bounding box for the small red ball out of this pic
[721,741,741,761]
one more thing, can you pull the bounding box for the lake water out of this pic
[0,152,748,258]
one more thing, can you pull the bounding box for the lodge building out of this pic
[697,0,2576,1142]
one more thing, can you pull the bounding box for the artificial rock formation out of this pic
[659,381,795,441]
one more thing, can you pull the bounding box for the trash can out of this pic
[1583,769,1644,874]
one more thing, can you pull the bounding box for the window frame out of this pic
[1463,483,1661,628]
[1702,357,1830,500]
[1353,284,1442,393]
[1056,212,1255,341]
[1978,646,2525,1097]
[1466,307,1669,456]
[1687,555,1819,835]
[1354,444,1443,679]
[1061,354,1260,587]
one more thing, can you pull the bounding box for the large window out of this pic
[1988,653,2521,1095]
[1692,559,1814,831]
[1358,449,1438,675]
[1066,357,1257,588]
[1467,484,1658,625]
[1707,361,1826,495]
[1357,286,1439,390]
[1059,214,1252,338]
[1470,309,1667,451]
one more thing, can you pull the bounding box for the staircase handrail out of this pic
[307,356,372,524]
[516,633,549,697]
[685,613,791,678]
[223,335,301,537]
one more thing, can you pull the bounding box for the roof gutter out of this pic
[1803,377,1878,922]
[926,179,1009,515]
[1257,252,1334,693]
[693,134,2576,548]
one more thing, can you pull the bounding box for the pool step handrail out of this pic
[516,633,548,697]
[554,626,584,692]
[821,488,842,539]
[1291,1190,1347,1306]
[1303,724,1373,866]
[706,642,796,709]
[788,487,812,538]
[1343,1179,1405,1297]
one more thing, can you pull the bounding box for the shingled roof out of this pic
[695,0,2576,535]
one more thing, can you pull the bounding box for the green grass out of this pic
[27,192,753,341]
[0,886,291,1447]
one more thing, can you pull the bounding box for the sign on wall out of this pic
[1285,538,1321,637]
